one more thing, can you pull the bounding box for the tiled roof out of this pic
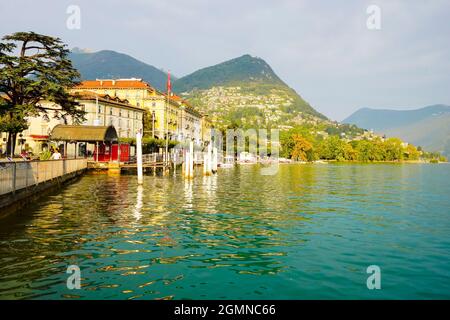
[76,79,154,90]
[71,91,143,110]
[169,93,182,101]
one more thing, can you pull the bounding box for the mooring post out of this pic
[206,142,212,175]
[188,150,192,178]
[184,149,190,178]
[189,141,194,178]
[136,130,143,185]
[210,143,214,174]
[173,151,177,176]
[212,146,218,173]
[182,151,185,176]
[203,150,208,175]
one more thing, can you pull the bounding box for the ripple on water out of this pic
[0,164,449,299]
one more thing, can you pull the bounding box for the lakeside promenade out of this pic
[0,159,88,218]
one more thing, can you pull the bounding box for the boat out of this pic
[237,152,257,164]
[218,155,235,168]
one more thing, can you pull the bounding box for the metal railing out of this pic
[128,152,205,165]
[0,159,88,196]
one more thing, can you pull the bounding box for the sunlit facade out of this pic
[1,91,143,155]
[72,79,209,145]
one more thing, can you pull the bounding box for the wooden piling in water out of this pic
[212,146,218,173]
[136,130,143,184]
[189,141,194,178]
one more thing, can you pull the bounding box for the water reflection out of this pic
[133,185,143,222]
[0,164,450,299]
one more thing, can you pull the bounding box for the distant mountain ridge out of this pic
[69,50,327,129]
[173,54,326,128]
[69,49,170,92]
[344,105,450,156]
[173,54,285,92]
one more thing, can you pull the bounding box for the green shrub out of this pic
[40,150,52,160]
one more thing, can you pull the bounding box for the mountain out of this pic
[344,105,450,156]
[69,50,328,130]
[174,54,286,92]
[173,54,326,128]
[69,49,170,92]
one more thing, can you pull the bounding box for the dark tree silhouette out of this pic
[0,32,84,155]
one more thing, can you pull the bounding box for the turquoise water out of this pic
[0,163,449,299]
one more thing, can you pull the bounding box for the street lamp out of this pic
[18,133,26,154]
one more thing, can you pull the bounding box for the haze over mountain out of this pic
[174,54,326,128]
[69,49,170,92]
[344,105,450,156]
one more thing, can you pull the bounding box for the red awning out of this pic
[30,135,49,140]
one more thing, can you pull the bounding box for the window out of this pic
[98,105,102,114]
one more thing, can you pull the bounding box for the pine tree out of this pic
[0,32,84,155]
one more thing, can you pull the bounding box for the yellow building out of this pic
[72,78,209,145]
[169,95,203,144]
[73,79,178,140]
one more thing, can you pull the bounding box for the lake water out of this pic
[0,163,449,299]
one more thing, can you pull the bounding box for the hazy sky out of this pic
[1,0,449,120]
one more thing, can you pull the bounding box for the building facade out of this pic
[72,79,209,145]
[201,114,213,145]
[74,91,144,139]
[1,91,143,156]
[72,79,176,140]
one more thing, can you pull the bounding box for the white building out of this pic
[71,80,208,146]
[177,100,203,145]
[1,91,144,156]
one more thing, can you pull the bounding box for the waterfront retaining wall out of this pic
[0,159,88,218]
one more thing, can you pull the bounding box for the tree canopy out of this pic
[0,31,84,154]
[279,125,446,163]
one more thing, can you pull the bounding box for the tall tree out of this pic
[0,32,84,155]
[383,137,404,161]
[291,134,313,162]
